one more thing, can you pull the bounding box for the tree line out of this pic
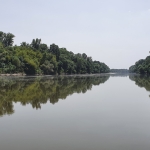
[0,31,110,75]
[129,55,150,74]
[110,69,129,73]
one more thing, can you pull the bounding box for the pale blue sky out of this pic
[1,0,150,68]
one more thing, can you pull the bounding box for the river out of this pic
[0,74,150,150]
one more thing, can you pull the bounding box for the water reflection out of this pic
[0,75,109,116]
[129,75,150,95]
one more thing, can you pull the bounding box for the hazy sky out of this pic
[1,0,150,69]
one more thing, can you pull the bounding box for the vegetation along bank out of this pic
[129,55,150,75]
[0,31,110,75]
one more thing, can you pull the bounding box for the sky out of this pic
[1,0,150,69]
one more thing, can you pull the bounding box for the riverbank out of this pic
[0,73,26,76]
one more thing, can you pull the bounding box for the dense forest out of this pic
[129,55,150,74]
[0,31,110,75]
[0,75,109,116]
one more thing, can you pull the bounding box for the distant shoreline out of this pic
[0,73,112,77]
[0,73,135,78]
[0,73,26,76]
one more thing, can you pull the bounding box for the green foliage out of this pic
[40,60,54,74]
[31,38,41,50]
[0,31,15,47]
[129,56,150,75]
[49,44,60,61]
[40,43,48,52]
[20,42,30,47]
[0,31,110,75]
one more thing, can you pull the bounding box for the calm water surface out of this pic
[0,74,150,150]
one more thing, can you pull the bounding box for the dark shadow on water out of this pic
[129,74,150,91]
[0,75,110,117]
[129,74,150,97]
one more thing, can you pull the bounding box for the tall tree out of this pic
[40,43,48,52]
[31,38,41,50]
[20,42,30,47]
[49,44,60,61]
[0,31,15,47]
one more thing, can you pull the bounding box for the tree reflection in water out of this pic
[129,75,150,97]
[129,75,150,91]
[0,75,109,116]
